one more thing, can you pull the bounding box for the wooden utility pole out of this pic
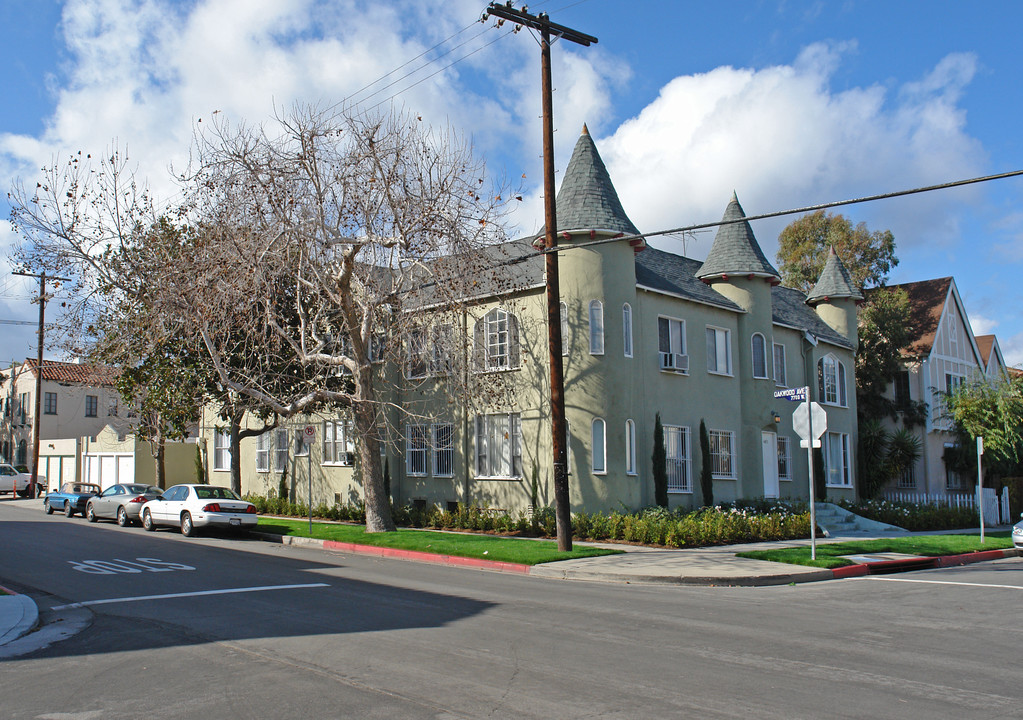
[13,270,69,497]
[483,3,597,551]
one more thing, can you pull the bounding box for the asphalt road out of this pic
[1,497,1021,719]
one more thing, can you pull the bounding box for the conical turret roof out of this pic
[550,125,640,237]
[696,193,780,282]
[806,246,863,305]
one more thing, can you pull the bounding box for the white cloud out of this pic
[593,43,986,261]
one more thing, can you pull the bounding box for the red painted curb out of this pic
[936,548,1015,568]
[0,584,17,595]
[321,540,532,574]
[831,564,870,579]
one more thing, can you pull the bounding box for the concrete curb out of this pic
[0,585,39,646]
[252,531,533,574]
[527,565,836,586]
[830,547,1020,580]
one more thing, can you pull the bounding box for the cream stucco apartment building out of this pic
[201,128,862,514]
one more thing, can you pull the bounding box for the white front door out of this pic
[762,431,779,499]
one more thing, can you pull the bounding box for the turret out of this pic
[806,246,862,352]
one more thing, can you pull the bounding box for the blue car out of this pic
[44,482,101,518]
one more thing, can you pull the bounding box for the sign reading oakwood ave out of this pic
[773,387,807,402]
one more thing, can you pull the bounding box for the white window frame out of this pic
[658,316,687,374]
[709,429,736,479]
[322,420,354,466]
[432,423,454,478]
[773,342,787,387]
[818,354,848,407]
[406,425,429,477]
[256,432,271,473]
[622,304,633,358]
[777,436,791,480]
[751,333,768,379]
[294,428,310,457]
[625,419,637,476]
[475,413,522,479]
[706,326,732,375]
[213,430,231,471]
[589,300,605,355]
[591,418,607,474]
[407,327,427,379]
[664,424,691,493]
[480,307,517,370]
[825,432,852,487]
[273,429,289,473]
[560,301,569,357]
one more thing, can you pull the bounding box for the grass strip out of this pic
[256,517,623,566]
[736,533,1013,569]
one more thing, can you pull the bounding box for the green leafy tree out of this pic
[698,420,714,507]
[944,376,1023,487]
[652,413,667,508]
[777,210,897,294]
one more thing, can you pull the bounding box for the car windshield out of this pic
[194,487,241,501]
[72,484,100,493]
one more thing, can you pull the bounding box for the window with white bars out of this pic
[432,424,454,477]
[663,424,691,493]
[709,430,736,479]
[777,436,791,480]
[406,425,429,477]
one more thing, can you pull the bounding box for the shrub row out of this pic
[246,494,811,548]
[836,498,979,531]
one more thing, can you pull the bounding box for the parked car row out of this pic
[43,482,259,537]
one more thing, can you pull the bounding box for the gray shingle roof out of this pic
[546,126,640,237]
[806,246,862,304]
[772,285,853,349]
[635,248,741,312]
[696,193,780,281]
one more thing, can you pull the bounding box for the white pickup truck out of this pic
[0,464,36,497]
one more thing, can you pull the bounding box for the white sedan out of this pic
[140,484,258,537]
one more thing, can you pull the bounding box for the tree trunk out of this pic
[155,431,166,489]
[353,395,394,533]
[230,410,242,495]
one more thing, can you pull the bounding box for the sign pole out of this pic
[977,436,984,543]
[805,386,816,560]
[303,425,316,536]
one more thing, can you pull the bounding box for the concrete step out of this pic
[814,502,905,537]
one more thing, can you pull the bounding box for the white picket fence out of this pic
[883,488,1012,525]
[884,491,975,508]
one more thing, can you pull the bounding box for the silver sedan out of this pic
[86,483,163,526]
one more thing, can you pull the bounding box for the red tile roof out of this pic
[21,359,119,386]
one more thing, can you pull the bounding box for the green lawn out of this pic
[255,517,623,566]
[736,533,1014,569]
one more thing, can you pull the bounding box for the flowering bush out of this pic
[836,498,977,531]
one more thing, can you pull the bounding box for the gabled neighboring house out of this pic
[201,127,862,514]
[0,359,123,479]
[869,278,1004,497]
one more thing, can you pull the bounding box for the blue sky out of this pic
[3,0,1023,367]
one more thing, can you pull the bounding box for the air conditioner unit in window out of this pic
[659,352,688,372]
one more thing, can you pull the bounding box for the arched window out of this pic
[622,304,633,358]
[625,419,637,475]
[817,354,847,406]
[591,418,606,474]
[589,300,604,355]
[751,333,767,379]
[474,308,520,370]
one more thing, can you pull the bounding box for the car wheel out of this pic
[117,506,129,527]
[64,502,75,518]
[87,503,98,523]
[44,500,53,515]
[180,512,195,537]
[142,509,156,531]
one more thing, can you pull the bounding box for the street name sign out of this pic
[773,387,806,402]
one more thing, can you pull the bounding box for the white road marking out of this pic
[51,583,329,610]
[866,577,1023,590]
